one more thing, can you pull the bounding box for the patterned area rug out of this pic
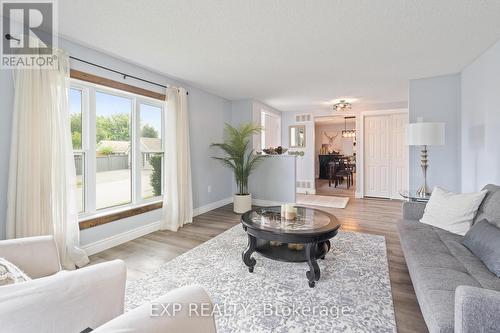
[125,225,396,333]
[296,194,350,209]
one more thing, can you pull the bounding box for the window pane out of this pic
[70,88,84,213]
[261,111,280,149]
[140,104,162,142]
[70,89,82,150]
[140,104,162,199]
[74,153,84,213]
[142,153,163,199]
[95,91,132,209]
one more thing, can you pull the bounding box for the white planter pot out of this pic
[233,194,252,214]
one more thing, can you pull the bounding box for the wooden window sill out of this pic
[70,69,166,101]
[79,201,163,230]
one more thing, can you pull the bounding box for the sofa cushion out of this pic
[420,187,488,235]
[433,227,464,243]
[398,228,466,272]
[417,290,455,333]
[442,236,500,291]
[463,220,500,278]
[474,184,500,227]
[414,266,480,291]
[397,219,500,333]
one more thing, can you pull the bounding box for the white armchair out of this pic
[0,235,127,333]
[94,285,217,333]
[0,236,217,333]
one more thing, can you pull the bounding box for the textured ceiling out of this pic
[58,0,500,111]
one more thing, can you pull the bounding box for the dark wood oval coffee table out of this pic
[240,206,340,287]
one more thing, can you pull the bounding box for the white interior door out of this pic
[391,114,409,199]
[363,113,408,199]
[364,115,391,198]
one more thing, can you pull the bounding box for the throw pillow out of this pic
[420,187,488,235]
[0,258,31,286]
[463,220,500,277]
[473,184,500,226]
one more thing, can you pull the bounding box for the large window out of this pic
[261,110,281,149]
[70,88,84,213]
[70,80,164,217]
[139,103,163,199]
[95,91,132,209]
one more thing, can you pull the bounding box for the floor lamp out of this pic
[407,122,445,197]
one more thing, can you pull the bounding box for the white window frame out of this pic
[71,79,165,219]
[136,100,165,203]
[260,109,281,150]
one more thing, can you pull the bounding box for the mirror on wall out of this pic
[289,125,306,148]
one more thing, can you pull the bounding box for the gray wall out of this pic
[229,99,293,200]
[0,15,15,240]
[228,100,254,193]
[249,155,296,204]
[461,39,500,192]
[230,99,254,127]
[408,74,462,192]
[190,87,233,207]
[0,36,233,243]
[281,111,315,191]
[0,68,14,240]
[229,99,282,144]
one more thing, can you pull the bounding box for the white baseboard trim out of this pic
[193,197,233,216]
[82,221,161,256]
[83,196,234,256]
[296,188,316,195]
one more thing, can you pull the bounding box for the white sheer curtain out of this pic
[7,49,89,269]
[161,87,193,231]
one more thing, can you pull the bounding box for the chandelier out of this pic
[332,100,351,112]
[341,116,356,138]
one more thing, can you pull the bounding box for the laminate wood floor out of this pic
[90,198,428,333]
[315,177,356,198]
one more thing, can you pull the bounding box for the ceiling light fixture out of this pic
[332,100,352,112]
[342,116,356,138]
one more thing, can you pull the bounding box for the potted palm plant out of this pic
[211,123,264,213]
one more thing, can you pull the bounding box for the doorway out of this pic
[313,116,357,198]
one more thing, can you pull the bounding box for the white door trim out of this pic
[312,112,357,196]
[357,109,408,198]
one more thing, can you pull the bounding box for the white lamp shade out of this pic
[406,122,445,146]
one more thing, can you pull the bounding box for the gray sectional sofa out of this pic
[397,184,500,333]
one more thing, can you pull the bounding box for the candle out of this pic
[285,204,297,220]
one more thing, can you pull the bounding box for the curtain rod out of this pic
[4,34,187,94]
[70,56,170,88]
[70,56,188,95]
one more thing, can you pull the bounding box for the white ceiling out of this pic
[58,1,500,112]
